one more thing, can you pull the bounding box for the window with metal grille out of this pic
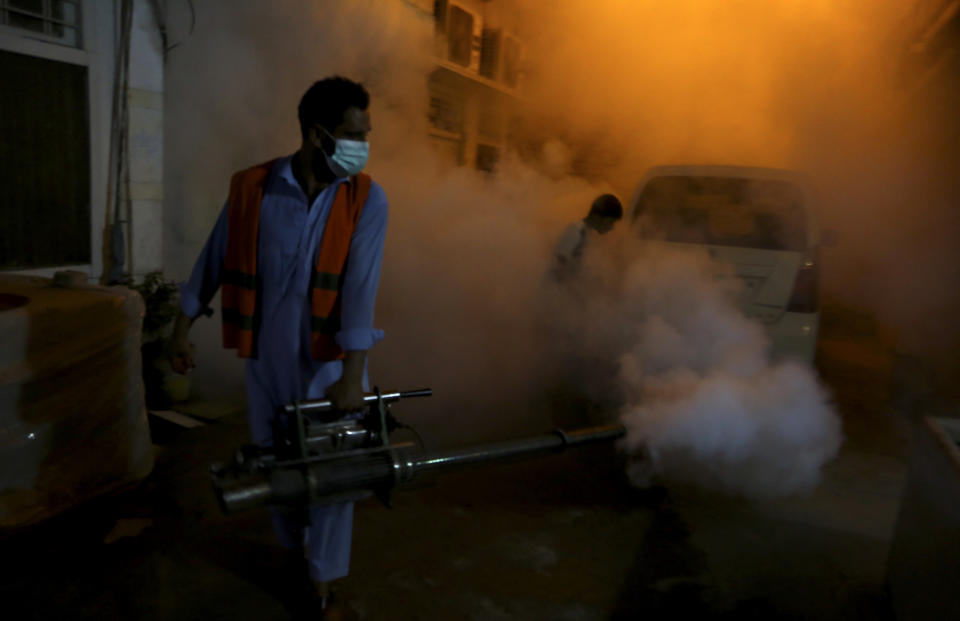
[429,92,464,135]
[0,0,82,48]
[0,48,91,268]
[446,5,475,68]
[475,143,499,173]
[477,106,502,142]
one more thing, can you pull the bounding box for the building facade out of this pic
[0,0,524,281]
[0,0,164,281]
[423,0,524,172]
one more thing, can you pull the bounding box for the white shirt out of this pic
[553,220,588,268]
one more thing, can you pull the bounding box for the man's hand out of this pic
[168,337,196,375]
[325,376,365,412]
[168,310,197,375]
[326,350,368,411]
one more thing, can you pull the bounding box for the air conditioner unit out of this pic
[441,1,483,72]
[479,28,501,80]
[480,28,523,88]
[500,33,523,88]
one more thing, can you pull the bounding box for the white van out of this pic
[628,165,823,363]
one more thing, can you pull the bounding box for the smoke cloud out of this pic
[163,0,957,496]
[516,0,960,353]
[557,239,842,497]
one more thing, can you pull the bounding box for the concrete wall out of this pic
[126,0,165,276]
[887,417,960,619]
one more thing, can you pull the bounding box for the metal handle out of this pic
[282,388,433,414]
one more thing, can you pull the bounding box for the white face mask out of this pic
[322,128,369,177]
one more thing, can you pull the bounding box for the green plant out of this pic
[129,271,183,409]
[130,271,179,342]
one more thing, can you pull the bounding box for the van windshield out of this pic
[633,176,807,251]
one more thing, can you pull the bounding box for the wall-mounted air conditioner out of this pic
[480,28,523,88]
[436,0,483,72]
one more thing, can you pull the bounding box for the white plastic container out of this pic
[0,274,154,527]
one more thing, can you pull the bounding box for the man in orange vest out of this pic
[168,76,387,616]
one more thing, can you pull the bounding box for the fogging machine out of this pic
[211,388,626,513]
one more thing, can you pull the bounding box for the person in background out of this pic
[541,193,624,431]
[167,76,387,619]
[551,193,623,281]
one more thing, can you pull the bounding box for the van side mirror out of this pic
[820,228,839,248]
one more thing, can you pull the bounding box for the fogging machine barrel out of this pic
[214,424,626,514]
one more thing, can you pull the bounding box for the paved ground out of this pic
[0,308,922,620]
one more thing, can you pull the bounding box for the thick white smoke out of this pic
[558,238,843,497]
[165,0,848,495]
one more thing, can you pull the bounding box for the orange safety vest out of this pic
[221,159,372,360]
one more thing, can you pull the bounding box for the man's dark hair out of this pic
[298,76,370,139]
[589,194,623,220]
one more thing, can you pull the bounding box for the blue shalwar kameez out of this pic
[179,155,388,582]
